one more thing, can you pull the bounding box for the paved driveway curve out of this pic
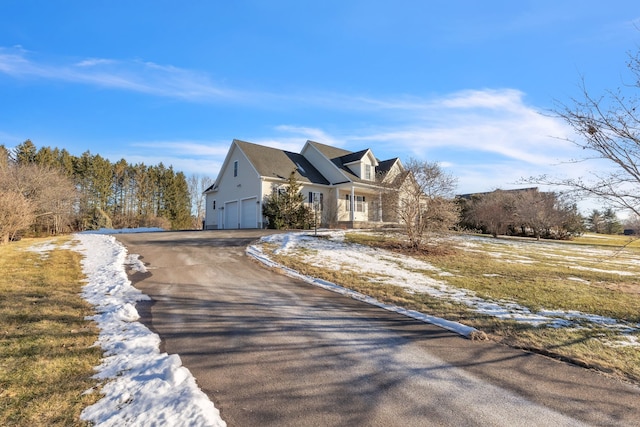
[115,230,640,427]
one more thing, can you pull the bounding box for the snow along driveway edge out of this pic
[74,233,226,427]
[246,241,482,339]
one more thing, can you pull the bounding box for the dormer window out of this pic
[365,164,372,180]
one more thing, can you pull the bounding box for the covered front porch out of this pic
[334,185,397,227]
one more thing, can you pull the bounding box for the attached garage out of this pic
[224,201,238,229]
[241,197,258,228]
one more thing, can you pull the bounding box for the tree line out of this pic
[457,188,583,240]
[0,139,199,243]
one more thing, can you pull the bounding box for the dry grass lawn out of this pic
[0,237,101,427]
[265,231,640,385]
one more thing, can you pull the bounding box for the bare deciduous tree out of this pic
[322,188,339,228]
[467,190,517,238]
[531,48,640,216]
[514,189,558,240]
[390,159,459,249]
[187,174,213,229]
[0,189,34,244]
[0,163,77,238]
[461,189,583,239]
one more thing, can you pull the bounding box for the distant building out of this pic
[456,187,539,200]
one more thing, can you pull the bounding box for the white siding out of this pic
[205,142,262,229]
[204,193,218,229]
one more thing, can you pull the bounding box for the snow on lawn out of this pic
[25,227,639,424]
[72,232,226,427]
[248,231,640,345]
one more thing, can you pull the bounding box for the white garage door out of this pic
[241,197,258,228]
[225,201,238,229]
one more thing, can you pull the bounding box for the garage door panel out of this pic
[241,198,257,228]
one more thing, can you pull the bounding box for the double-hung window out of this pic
[345,194,365,212]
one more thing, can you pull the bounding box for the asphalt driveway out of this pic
[115,230,640,427]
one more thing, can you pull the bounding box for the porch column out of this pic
[378,192,383,222]
[350,187,355,222]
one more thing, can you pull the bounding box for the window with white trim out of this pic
[345,194,366,212]
[365,164,372,180]
[233,160,238,177]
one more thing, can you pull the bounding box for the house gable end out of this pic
[377,158,404,184]
[214,140,261,188]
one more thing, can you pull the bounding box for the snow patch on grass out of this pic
[250,231,640,344]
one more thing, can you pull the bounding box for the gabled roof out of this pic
[337,149,370,165]
[305,140,402,185]
[306,140,352,160]
[377,158,400,175]
[235,139,329,185]
[206,139,406,194]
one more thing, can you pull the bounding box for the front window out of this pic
[345,194,365,212]
[365,164,372,180]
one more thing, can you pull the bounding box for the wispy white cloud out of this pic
[130,141,230,157]
[0,47,595,198]
[75,58,117,67]
[270,126,343,148]
[342,89,575,165]
[97,140,231,177]
[0,46,238,101]
[268,89,596,197]
[125,155,223,177]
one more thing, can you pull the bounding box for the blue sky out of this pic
[1,1,639,208]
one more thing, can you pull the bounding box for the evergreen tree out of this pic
[166,171,192,229]
[56,148,75,177]
[13,139,37,164]
[587,209,604,233]
[34,146,57,168]
[602,208,622,235]
[90,154,113,211]
[262,171,311,229]
[3,140,198,232]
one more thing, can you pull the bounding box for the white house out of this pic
[203,139,406,229]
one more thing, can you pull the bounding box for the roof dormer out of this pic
[342,149,379,181]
